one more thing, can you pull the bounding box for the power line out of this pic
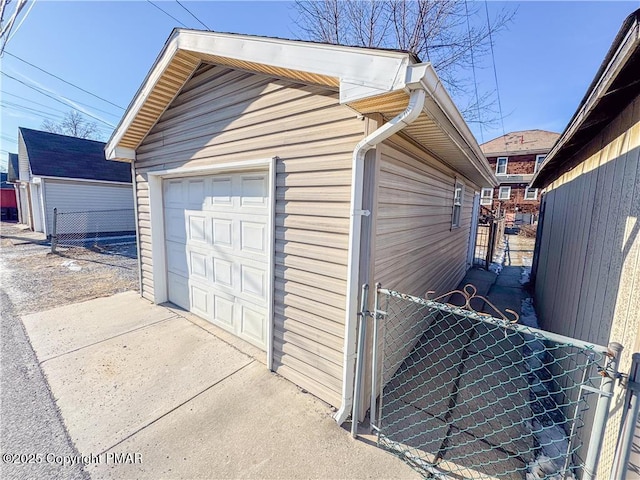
[464,0,483,143]
[2,70,120,117]
[146,0,187,27]
[175,0,210,30]
[3,50,125,110]
[484,0,506,141]
[1,71,116,128]
[4,0,35,48]
[2,90,76,115]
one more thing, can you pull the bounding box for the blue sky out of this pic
[1,1,637,170]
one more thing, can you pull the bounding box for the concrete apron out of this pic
[22,291,419,479]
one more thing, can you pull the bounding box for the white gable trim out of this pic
[106,30,413,159]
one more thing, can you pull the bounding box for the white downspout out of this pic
[334,88,427,425]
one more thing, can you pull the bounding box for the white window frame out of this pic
[452,181,464,228]
[498,186,511,200]
[480,188,493,206]
[524,187,538,200]
[496,157,508,175]
[535,155,546,173]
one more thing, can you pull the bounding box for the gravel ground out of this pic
[0,221,139,479]
[1,222,138,316]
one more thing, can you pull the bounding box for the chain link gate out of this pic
[352,285,620,480]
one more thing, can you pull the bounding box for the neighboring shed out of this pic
[7,152,26,223]
[1,170,18,221]
[531,8,640,478]
[17,128,134,236]
[106,29,497,424]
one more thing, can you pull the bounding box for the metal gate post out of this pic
[369,283,382,432]
[611,352,640,480]
[583,342,623,480]
[51,207,57,253]
[351,284,369,438]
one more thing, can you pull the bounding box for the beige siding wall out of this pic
[534,94,640,477]
[134,64,365,407]
[375,135,476,295]
[369,135,478,390]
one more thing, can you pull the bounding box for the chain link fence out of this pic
[51,208,136,252]
[362,287,618,480]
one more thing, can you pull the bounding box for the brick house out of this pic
[480,130,559,224]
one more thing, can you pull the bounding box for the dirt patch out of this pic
[1,222,138,316]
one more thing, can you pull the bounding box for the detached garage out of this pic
[17,128,134,237]
[105,29,497,424]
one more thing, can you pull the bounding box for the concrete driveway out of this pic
[22,291,418,479]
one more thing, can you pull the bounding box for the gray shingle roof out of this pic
[19,128,131,183]
[7,153,19,183]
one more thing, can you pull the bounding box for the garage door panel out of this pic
[166,240,188,276]
[188,249,209,282]
[240,174,268,208]
[164,172,270,351]
[211,218,233,248]
[210,176,233,206]
[239,303,266,345]
[240,264,267,303]
[186,178,206,209]
[240,220,267,255]
[213,291,236,328]
[190,282,211,319]
[167,272,189,310]
[165,208,187,243]
[164,179,184,207]
[187,212,207,244]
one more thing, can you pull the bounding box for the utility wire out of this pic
[1,71,116,128]
[175,0,210,30]
[464,0,483,144]
[484,0,506,142]
[3,50,125,110]
[4,0,35,48]
[146,0,187,27]
[1,89,71,115]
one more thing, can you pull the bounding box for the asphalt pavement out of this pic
[0,225,89,480]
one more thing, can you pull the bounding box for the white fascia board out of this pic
[106,29,412,154]
[177,31,411,99]
[415,64,498,187]
[36,175,132,186]
[105,146,136,162]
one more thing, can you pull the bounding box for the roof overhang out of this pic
[532,9,640,189]
[106,29,497,187]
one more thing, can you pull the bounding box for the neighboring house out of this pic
[17,128,134,237]
[0,170,18,221]
[105,29,498,424]
[481,130,559,224]
[531,9,640,478]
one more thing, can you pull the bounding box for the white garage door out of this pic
[163,172,270,349]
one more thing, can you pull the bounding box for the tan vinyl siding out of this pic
[134,64,365,407]
[375,136,475,296]
[534,94,640,477]
[371,135,477,390]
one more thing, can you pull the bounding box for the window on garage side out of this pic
[480,188,493,206]
[452,181,464,228]
[498,186,511,200]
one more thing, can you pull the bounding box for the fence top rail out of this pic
[377,287,610,354]
[56,208,135,215]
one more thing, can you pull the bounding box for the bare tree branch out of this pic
[292,0,515,126]
[41,110,101,140]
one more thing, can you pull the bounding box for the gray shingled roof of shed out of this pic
[19,128,131,183]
